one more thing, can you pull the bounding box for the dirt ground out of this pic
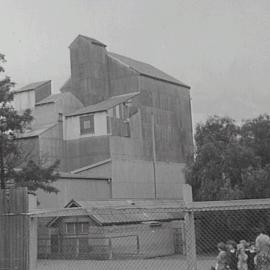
[37,256,215,270]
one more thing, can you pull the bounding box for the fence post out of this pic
[183,184,197,270]
[28,216,38,270]
[108,238,113,259]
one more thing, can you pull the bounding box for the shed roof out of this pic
[35,92,77,106]
[16,123,56,139]
[15,80,51,93]
[59,172,110,180]
[108,52,190,88]
[71,159,111,174]
[47,199,185,227]
[35,93,62,105]
[65,92,140,117]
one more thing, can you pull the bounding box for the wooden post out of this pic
[183,184,197,270]
[0,188,29,270]
[28,217,37,270]
[136,235,140,254]
[108,238,113,259]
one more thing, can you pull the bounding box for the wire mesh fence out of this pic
[2,196,270,270]
[35,200,270,270]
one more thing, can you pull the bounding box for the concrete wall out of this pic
[37,178,111,209]
[111,158,185,199]
[64,112,108,140]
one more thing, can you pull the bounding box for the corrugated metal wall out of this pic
[69,36,110,106]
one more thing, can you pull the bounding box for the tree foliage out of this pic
[186,115,270,201]
[0,54,59,193]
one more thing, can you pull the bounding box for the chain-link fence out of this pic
[34,199,270,270]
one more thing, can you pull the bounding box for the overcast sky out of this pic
[1,0,270,126]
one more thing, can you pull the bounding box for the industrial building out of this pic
[14,35,193,208]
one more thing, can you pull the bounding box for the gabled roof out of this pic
[69,35,106,48]
[15,80,51,93]
[66,92,140,117]
[47,199,185,227]
[108,52,190,88]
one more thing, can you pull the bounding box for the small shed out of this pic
[41,199,185,259]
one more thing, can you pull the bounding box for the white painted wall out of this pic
[64,111,108,140]
[12,90,35,112]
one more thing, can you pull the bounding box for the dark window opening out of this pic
[80,114,94,135]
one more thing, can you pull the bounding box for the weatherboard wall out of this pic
[64,112,108,140]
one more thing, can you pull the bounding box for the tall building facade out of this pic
[15,35,193,206]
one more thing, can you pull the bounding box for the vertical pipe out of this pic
[151,112,157,199]
[0,137,5,189]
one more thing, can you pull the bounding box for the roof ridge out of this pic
[69,34,106,48]
[108,52,190,88]
[16,80,51,93]
[65,92,140,117]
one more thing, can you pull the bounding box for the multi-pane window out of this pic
[80,114,94,135]
[65,222,89,234]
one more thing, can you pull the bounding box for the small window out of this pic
[80,114,94,135]
[66,223,76,234]
[79,222,89,234]
[65,222,89,234]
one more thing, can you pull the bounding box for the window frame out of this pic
[80,114,95,135]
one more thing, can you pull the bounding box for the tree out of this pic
[186,115,270,201]
[0,54,59,193]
